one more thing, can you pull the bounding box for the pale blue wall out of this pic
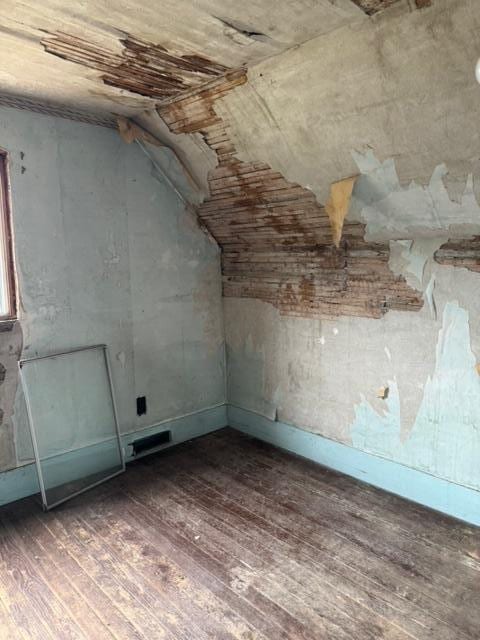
[0,105,225,475]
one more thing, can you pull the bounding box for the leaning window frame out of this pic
[0,151,16,321]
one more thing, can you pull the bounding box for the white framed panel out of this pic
[19,344,124,510]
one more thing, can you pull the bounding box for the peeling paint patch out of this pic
[424,274,437,320]
[215,17,273,45]
[351,301,480,490]
[351,151,480,242]
[389,237,445,290]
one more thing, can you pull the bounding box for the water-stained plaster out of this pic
[351,301,480,490]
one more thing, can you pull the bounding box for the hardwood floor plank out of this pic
[189,436,480,594]
[116,469,356,639]
[212,431,480,558]
[129,459,461,640]
[4,511,115,640]
[41,509,178,640]
[97,489,304,640]
[121,463,416,640]
[0,518,70,640]
[0,585,29,640]
[77,496,269,640]
[0,428,478,640]
[60,513,201,640]
[13,507,146,640]
[141,447,479,638]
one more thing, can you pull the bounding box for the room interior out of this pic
[0,1,479,638]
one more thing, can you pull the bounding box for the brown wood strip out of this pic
[157,76,424,320]
[76,497,271,640]
[115,495,308,640]
[3,512,114,640]
[141,443,479,639]
[1,428,479,639]
[120,463,421,640]
[213,431,480,558]
[185,439,480,595]
[127,462,457,640]
[40,511,177,640]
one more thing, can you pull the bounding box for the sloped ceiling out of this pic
[3,0,476,321]
[0,0,369,114]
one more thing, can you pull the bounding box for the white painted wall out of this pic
[0,106,225,472]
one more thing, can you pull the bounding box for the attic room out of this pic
[0,0,479,637]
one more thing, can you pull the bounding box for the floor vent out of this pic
[131,430,172,457]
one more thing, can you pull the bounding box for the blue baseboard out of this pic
[228,405,480,527]
[0,404,227,507]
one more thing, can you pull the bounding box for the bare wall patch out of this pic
[351,301,480,490]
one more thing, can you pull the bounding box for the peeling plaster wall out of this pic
[215,0,480,205]
[0,105,225,473]
[225,262,480,490]
[221,0,480,493]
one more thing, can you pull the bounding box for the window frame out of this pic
[0,151,16,321]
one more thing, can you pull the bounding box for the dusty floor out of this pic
[0,427,479,639]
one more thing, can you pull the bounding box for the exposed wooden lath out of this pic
[159,77,423,319]
[435,238,480,272]
[42,32,231,101]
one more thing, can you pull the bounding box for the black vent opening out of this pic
[131,430,171,457]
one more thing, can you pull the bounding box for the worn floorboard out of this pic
[0,427,479,639]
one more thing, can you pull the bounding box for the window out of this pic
[0,152,16,319]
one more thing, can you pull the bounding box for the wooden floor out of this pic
[0,428,479,640]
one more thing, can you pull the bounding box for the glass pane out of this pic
[21,346,124,508]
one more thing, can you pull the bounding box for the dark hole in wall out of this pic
[215,16,271,43]
[131,430,171,456]
[136,396,147,416]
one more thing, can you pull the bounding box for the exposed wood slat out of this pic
[1,428,479,639]
[158,79,423,319]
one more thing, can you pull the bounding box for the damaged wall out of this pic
[159,75,423,319]
[220,0,480,492]
[0,0,365,116]
[0,104,225,473]
[226,261,480,491]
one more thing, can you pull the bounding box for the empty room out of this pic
[0,1,479,638]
